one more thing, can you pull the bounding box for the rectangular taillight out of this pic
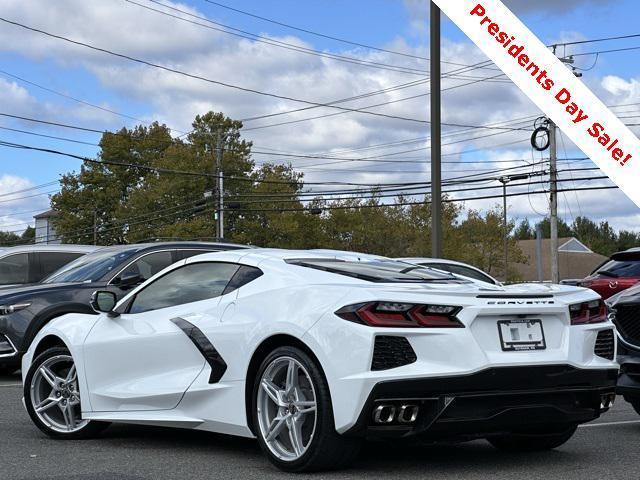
[335,302,463,328]
[569,300,607,325]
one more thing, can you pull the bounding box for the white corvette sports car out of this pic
[22,249,618,472]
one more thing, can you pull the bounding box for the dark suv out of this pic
[0,241,249,374]
[579,248,640,300]
[607,284,640,414]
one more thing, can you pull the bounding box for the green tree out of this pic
[456,206,527,281]
[0,231,21,246]
[535,217,573,239]
[20,226,35,244]
[51,122,174,244]
[513,219,534,240]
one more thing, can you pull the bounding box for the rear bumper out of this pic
[344,365,618,439]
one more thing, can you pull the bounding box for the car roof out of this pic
[0,244,98,256]
[91,241,251,255]
[186,248,389,265]
[611,248,640,261]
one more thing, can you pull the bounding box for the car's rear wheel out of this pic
[487,425,577,451]
[24,346,109,439]
[252,346,361,472]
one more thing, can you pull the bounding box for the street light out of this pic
[498,173,529,282]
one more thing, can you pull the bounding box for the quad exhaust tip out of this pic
[600,393,616,410]
[372,404,419,424]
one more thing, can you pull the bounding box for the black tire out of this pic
[24,346,109,440]
[487,425,577,452]
[630,398,640,416]
[251,346,361,472]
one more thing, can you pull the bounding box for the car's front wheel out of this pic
[24,346,108,439]
[487,425,578,451]
[252,346,361,472]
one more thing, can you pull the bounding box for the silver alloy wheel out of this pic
[256,356,318,462]
[30,354,88,434]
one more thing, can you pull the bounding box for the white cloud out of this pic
[0,175,50,233]
[0,0,637,233]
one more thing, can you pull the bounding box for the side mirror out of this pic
[112,272,144,288]
[90,291,119,317]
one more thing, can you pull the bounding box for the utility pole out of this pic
[215,130,224,240]
[430,1,442,258]
[499,173,528,283]
[547,53,580,283]
[549,119,559,284]
[500,177,509,283]
[536,223,544,282]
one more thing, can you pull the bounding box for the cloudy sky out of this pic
[0,0,639,236]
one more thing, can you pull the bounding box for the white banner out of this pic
[432,0,640,207]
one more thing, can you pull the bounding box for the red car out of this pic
[579,248,640,299]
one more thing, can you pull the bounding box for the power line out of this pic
[553,33,640,47]
[223,175,609,205]
[0,17,434,125]
[201,0,434,63]
[571,45,640,57]
[0,125,100,146]
[0,68,185,132]
[0,139,452,187]
[15,172,605,238]
[127,0,430,76]
[0,112,107,134]
[0,140,215,178]
[223,185,618,213]
[242,70,510,131]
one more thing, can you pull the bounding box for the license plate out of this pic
[497,319,546,351]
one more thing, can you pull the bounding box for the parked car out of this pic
[606,284,640,414]
[0,241,249,374]
[579,248,640,299]
[22,249,616,472]
[397,257,500,285]
[0,244,97,287]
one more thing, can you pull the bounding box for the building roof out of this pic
[514,237,608,282]
[33,209,59,220]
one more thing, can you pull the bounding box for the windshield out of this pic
[43,248,140,283]
[596,259,640,278]
[286,258,464,283]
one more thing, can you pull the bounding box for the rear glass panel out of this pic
[425,263,495,284]
[596,260,640,278]
[286,259,466,283]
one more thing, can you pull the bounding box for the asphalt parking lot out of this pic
[1,373,639,480]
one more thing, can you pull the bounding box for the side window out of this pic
[128,262,240,314]
[176,249,217,261]
[38,252,85,280]
[0,253,29,285]
[119,251,174,282]
[223,265,263,294]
